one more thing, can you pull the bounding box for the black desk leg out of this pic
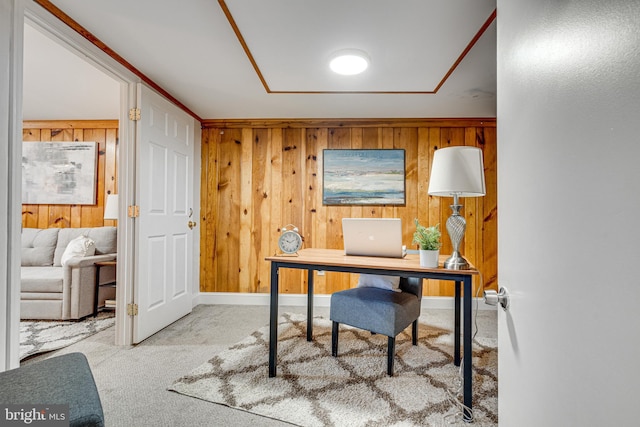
[463,275,473,422]
[269,264,279,377]
[307,269,314,341]
[454,280,461,366]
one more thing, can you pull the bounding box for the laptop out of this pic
[342,218,406,258]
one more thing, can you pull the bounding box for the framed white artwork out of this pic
[22,141,98,205]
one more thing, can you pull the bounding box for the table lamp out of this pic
[428,147,486,269]
[103,194,119,221]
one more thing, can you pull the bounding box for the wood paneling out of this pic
[200,119,498,297]
[21,120,119,229]
[21,119,496,297]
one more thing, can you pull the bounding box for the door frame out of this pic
[5,0,201,367]
[1,0,24,371]
[20,2,201,349]
[10,3,141,353]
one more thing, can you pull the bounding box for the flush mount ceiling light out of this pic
[329,49,370,75]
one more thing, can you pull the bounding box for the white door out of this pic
[497,0,640,425]
[134,83,194,342]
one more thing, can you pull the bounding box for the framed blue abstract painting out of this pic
[322,149,405,205]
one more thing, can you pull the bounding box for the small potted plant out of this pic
[412,219,441,268]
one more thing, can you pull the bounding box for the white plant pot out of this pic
[419,249,439,268]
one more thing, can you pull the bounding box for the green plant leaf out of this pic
[412,219,441,250]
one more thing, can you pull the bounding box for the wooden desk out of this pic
[266,248,478,421]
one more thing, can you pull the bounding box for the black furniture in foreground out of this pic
[0,352,104,427]
[330,277,423,376]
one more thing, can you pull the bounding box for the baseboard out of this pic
[195,292,497,311]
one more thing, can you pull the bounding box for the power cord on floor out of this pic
[441,359,473,425]
[441,270,486,425]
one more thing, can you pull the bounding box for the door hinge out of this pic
[129,108,141,121]
[128,205,140,218]
[127,303,138,316]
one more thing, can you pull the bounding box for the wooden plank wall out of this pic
[200,119,497,297]
[22,120,119,229]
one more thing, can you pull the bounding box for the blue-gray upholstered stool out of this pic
[0,352,104,427]
[330,277,423,376]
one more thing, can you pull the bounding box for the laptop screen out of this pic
[342,218,406,258]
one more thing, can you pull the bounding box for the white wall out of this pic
[497,0,640,424]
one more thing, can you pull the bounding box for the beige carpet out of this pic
[20,312,115,361]
[170,313,497,426]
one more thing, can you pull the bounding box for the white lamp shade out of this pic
[103,194,119,220]
[428,147,486,197]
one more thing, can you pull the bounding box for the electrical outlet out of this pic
[317,270,325,276]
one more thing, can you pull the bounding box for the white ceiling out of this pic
[23,0,497,121]
[23,23,121,120]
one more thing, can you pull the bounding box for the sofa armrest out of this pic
[64,253,117,268]
[61,253,116,319]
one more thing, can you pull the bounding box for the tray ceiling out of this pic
[24,0,497,120]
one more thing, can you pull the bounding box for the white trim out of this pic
[1,0,24,371]
[192,125,202,297]
[114,82,137,346]
[195,292,497,310]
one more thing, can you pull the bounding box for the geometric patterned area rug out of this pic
[19,311,115,361]
[170,313,497,426]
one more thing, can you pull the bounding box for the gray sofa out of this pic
[21,227,117,320]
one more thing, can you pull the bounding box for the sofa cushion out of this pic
[54,227,117,266]
[21,266,64,293]
[20,300,63,320]
[61,235,96,266]
[20,292,63,300]
[21,228,59,266]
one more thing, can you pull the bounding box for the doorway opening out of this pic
[19,16,126,353]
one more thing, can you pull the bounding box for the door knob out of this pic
[188,220,197,229]
[484,287,510,311]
